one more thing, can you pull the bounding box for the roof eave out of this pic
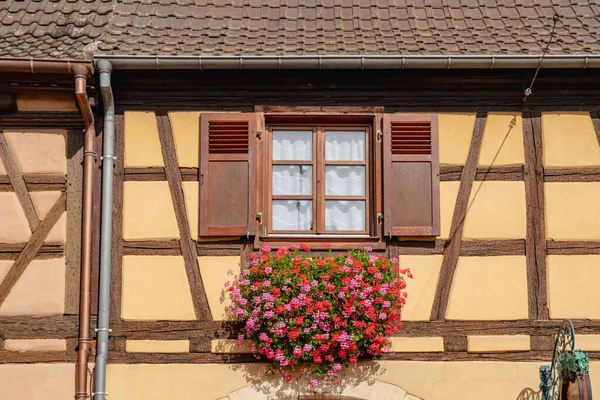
[94,54,600,70]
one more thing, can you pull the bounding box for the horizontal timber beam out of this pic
[0,174,66,192]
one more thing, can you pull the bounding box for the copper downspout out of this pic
[72,64,95,400]
[0,57,95,398]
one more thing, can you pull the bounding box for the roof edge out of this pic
[94,54,600,70]
[0,57,93,76]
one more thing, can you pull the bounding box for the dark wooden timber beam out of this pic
[430,112,486,321]
[0,131,40,231]
[109,115,125,324]
[0,192,66,307]
[523,112,549,320]
[0,174,66,192]
[157,113,211,320]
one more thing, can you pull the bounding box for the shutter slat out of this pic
[383,114,440,237]
[208,120,249,155]
[390,120,432,156]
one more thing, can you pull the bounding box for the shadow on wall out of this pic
[516,387,542,400]
[221,362,422,400]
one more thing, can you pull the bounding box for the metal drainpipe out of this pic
[93,59,115,400]
[73,64,96,400]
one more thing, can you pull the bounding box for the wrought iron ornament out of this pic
[540,320,576,400]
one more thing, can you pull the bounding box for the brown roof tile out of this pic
[1,0,600,59]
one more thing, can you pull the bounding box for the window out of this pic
[267,124,371,235]
[198,110,440,248]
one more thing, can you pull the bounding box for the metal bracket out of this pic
[94,328,112,333]
[256,131,262,140]
[100,155,117,161]
[376,131,383,141]
[387,231,392,240]
[256,212,262,224]
[92,392,109,397]
[246,230,250,240]
[377,213,384,224]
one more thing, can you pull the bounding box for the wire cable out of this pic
[523,14,560,102]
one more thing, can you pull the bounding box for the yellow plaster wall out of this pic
[122,181,179,241]
[124,111,164,168]
[547,255,600,319]
[16,93,77,112]
[575,335,600,352]
[169,112,201,168]
[198,256,240,321]
[0,258,65,316]
[545,182,600,240]
[446,256,528,320]
[389,337,444,353]
[399,255,442,321]
[121,255,195,321]
[462,181,526,239]
[542,112,600,167]
[4,339,66,352]
[0,192,31,243]
[182,181,199,241]
[438,113,475,165]
[439,181,459,239]
[4,130,67,174]
[30,191,66,243]
[105,361,600,400]
[0,363,76,399]
[211,339,253,354]
[467,335,530,353]
[126,340,190,354]
[478,113,524,166]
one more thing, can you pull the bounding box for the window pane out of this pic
[325,166,365,196]
[273,130,312,160]
[272,165,312,195]
[272,200,313,231]
[325,131,365,161]
[325,201,365,231]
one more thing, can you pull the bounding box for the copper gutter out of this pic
[0,57,92,75]
[72,64,95,400]
[0,57,95,399]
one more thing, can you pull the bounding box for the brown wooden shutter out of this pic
[199,113,257,237]
[382,113,440,237]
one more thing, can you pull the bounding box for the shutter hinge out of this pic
[256,212,262,224]
[376,131,383,141]
[256,131,262,140]
[377,213,384,224]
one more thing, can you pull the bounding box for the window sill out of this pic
[255,235,386,251]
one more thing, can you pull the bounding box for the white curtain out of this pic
[272,165,312,195]
[325,201,365,231]
[325,131,365,161]
[273,130,312,160]
[325,166,365,196]
[272,200,313,231]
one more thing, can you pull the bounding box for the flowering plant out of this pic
[226,244,411,384]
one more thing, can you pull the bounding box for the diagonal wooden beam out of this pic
[592,111,600,147]
[0,191,66,307]
[156,113,212,320]
[430,112,487,321]
[0,131,40,231]
[523,112,549,320]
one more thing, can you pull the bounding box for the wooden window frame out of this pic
[254,106,385,250]
[266,123,371,236]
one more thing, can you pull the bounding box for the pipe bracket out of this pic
[100,155,117,161]
[95,328,112,333]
